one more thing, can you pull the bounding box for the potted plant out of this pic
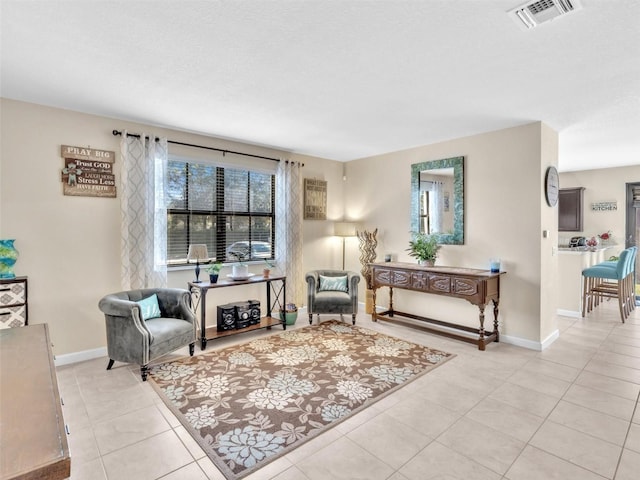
[406,232,441,266]
[206,261,223,283]
[263,259,276,278]
[279,303,298,325]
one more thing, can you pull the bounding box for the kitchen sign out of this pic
[591,202,617,211]
[60,145,116,197]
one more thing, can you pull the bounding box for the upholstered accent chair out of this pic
[98,288,196,380]
[306,270,360,325]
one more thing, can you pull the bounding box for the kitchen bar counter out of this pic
[557,245,619,317]
[558,245,615,253]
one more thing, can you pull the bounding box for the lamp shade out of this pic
[334,222,359,237]
[187,244,209,262]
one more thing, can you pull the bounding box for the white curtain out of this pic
[430,181,444,233]
[275,160,303,307]
[120,131,168,289]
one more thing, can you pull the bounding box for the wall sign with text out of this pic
[303,178,327,220]
[591,202,617,211]
[60,145,116,198]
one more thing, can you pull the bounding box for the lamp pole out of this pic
[342,237,346,270]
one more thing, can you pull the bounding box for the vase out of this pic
[209,273,219,283]
[279,308,298,325]
[0,239,18,279]
[232,264,249,278]
[418,259,435,267]
[365,289,374,314]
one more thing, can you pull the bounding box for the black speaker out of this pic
[235,304,252,329]
[216,304,236,331]
[247,299,261,325]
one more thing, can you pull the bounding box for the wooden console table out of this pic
[0,324,71,480]
[189,274,286,350]
[371,262,505,350]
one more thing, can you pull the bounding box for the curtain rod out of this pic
[112,129,283,163]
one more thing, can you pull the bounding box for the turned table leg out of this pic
[372,288,377,322]
[478,304,486,351]
[492,299,500,343]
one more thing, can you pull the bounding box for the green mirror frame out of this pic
[410,156,464,245]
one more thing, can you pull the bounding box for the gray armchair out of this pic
[98,288,196,381]
[306,270,360,325]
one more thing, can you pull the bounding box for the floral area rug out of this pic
[148,320,455,479]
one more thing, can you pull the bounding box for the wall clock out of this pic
[545,166,559,207]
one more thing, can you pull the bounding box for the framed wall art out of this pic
[60,145,116,198]
[304,178,327,220]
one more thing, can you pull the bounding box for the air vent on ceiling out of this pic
[508,0,582,30]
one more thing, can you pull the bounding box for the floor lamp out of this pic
[334,222,359,270]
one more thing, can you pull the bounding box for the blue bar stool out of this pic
[581,247,636,322]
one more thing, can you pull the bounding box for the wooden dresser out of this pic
[370,262,505,350]
[0,324,70,480]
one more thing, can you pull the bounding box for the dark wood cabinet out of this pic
[559,187,585,232]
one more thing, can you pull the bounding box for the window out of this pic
[419,188,431,234]
[166,159,275,265]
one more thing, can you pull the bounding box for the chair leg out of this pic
[140,365,148,382]
[189,342,195,356]
[620,276,631,318]
[308,313,313,325]
[352,313,356,325]
[106,359,115,371]
[617,283,626,323]
[582,276,588,317]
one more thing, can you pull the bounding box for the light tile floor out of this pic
[57,300,640,479]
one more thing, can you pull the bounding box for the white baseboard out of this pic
[500,329,559,351]
[54,347,107,367]
[557,309,581,318]
[54,308,314,367]
[541,329,560,350]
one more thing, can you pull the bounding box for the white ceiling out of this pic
[1,0,639,172]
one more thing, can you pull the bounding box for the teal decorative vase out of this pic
[279,304,298,325]
[0,239,19,279]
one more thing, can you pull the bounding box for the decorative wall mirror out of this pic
[410,156,464,244]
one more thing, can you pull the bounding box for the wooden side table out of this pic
[189,274,286,350]
[371,262,505,350]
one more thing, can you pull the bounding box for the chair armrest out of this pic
[347,272,360,298]
[98,295,138,318]
[306,272,319,307]
[98,295,154,343]
[306,271,319,289]
[155,289,195,324]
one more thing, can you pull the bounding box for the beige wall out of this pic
[540,123,560,343]
[0,99,344,356]
[560,165,640,251]
[1,98,566,356]
[346,122,559,347]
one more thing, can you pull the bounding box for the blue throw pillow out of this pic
[137,294,161,320]
[319,275,348,293]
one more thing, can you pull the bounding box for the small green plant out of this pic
[406,232,441,263]
[206,261,223,274]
